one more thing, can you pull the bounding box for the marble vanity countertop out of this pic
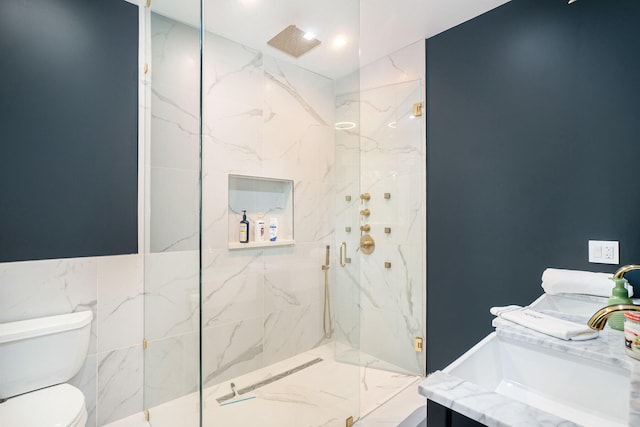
[419,370,580,427]
[420,295,640,426]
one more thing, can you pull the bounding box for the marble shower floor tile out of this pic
[103,344,420,427]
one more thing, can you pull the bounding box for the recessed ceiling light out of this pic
[303,32,316,40]
[335,121,356,130]
[333,36,347,48]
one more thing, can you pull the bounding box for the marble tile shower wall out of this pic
[146,13,336,406]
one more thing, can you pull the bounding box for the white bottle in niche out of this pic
[254,212,265,243]
[269,217,278,242]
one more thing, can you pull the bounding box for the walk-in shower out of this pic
[139,0,426,425]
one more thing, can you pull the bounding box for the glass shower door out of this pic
[357,79,426,377]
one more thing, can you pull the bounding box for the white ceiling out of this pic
[150,0,510,79]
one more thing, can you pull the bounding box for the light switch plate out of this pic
[588,240,619,264]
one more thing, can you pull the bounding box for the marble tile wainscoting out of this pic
[0,254,145,427]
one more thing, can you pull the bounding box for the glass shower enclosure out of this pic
[142,0,425,425]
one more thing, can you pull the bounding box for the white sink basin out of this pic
[444,332,629,427]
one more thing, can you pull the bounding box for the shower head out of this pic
[267,25,321,58]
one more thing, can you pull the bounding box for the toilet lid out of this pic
[0,383,86,427]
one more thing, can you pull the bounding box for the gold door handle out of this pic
[339,241,347,267]
[359,235,375,255]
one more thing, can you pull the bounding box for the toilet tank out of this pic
[0,311,93,399]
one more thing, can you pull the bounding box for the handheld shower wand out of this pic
[322,245,333,339]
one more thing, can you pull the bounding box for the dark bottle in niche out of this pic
[239,210,249,243]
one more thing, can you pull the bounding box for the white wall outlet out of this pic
[588,240,619,264]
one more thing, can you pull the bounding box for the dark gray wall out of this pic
[426,0,640,379]
[0,0,139,262]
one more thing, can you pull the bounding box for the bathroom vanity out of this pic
[419,293,640,427]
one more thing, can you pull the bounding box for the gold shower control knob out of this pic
[360,208,370,217]
[360,193,371,201]
[359,235,375,254]
[360,224,371,233]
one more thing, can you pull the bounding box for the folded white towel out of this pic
[490,305,599,341]
[541,268,633,297]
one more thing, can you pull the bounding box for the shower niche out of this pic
[227,174,294,249]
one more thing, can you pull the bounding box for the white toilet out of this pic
[0,310,93,427]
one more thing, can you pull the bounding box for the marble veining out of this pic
[421,301,640,426]
[421,371,579,427]
[97,346,144,425]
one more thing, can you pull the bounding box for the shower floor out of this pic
[105,344,422,427]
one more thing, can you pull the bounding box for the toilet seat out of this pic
[0,383,87,427]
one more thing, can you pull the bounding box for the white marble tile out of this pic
[150,13,200,94]
[262,57,335,184]
[0,257,97,321]
[149,102,200,171]
[359,372,422,417]
[0,257,98,354]
[149,166,200,253]
[201,317,264,388]
[202,35,264,177]
[101,343,421,427]
[360,243,423,318]
[201,248,264,328]
[360,307,423,376]
[202,35,263,172]
[360,40,425,91]
[144,332,199,409]
[97,345,144,425]
[263,302,327,366]
[293,179,334,243]
[365,171,424,246]
[331,245,362,352]
[144,250,199,340]
[263,244,325,314]
[149,14,200,172]
[97,254,144,353]
[200,166,229,252]
[100,411,150,427]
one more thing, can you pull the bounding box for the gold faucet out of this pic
[587,264,640,330]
